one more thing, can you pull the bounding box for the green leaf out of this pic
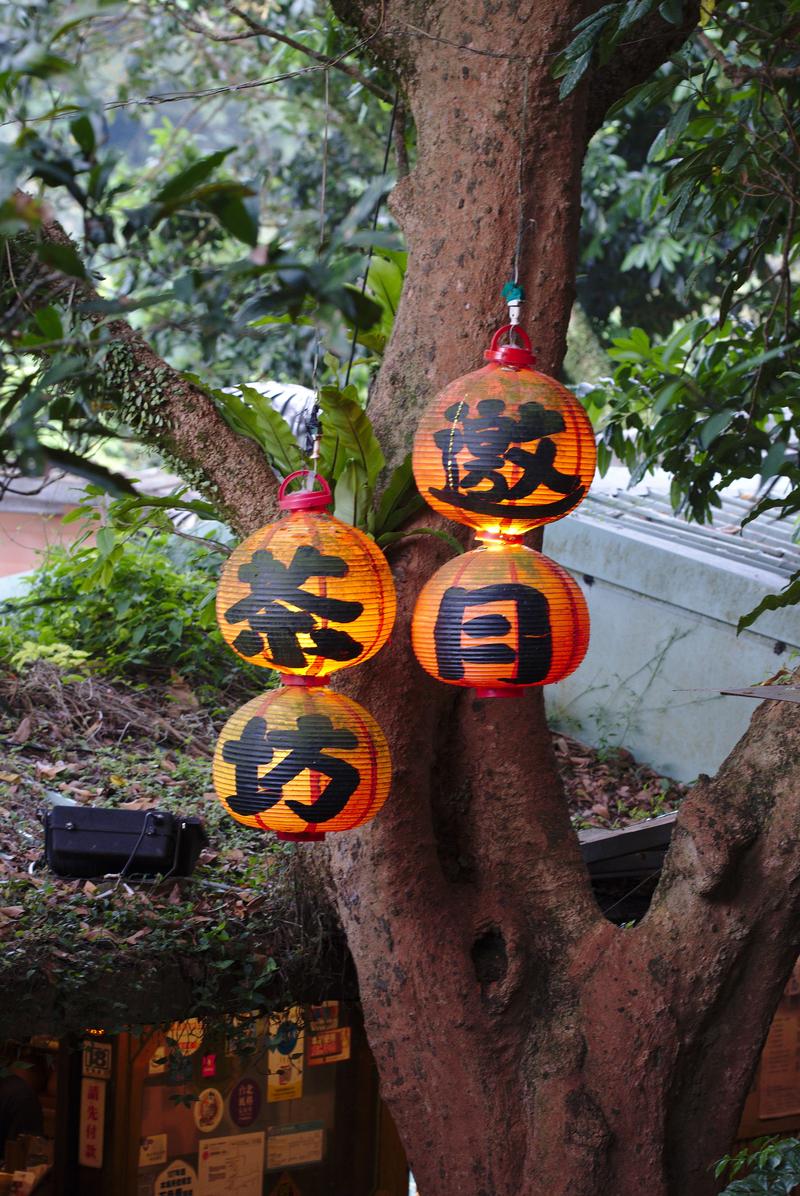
[659,0,684,22]
[238,385,307,476]
[376,527,464,554]
[318,387,384,488]
[698,409,735,449]
[153,149,233,204]
[333,460,370,528]
[207,195,258,247]
[70,114,95,155]
[33,305,64,341]
[36,242,87,279]
[374,453,425,535]
[558,50,593,99]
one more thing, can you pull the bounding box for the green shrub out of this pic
[716,1137,800,1194]
[0,534,260,690]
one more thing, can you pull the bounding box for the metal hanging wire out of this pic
[307,68,330,488]
[344,90,401,389]
[503,63,534,343]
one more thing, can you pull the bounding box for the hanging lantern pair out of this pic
[213,471,395,840]
[411,323,595,696]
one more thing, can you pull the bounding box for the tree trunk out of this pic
[321,4,800,1194]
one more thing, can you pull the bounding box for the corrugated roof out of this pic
[583,488,800,582]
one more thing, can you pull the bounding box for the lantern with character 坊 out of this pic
[213,685,391,840]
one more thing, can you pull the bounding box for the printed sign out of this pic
[230,1077,262,1128]
[266,1122,324,1171]
[202,1054,217,1078]
[155,1159,197,1196]
[309,1001,339,1032]
[78,1078,105,1168]
[198,1132,264,1196]
[148,1043,169,1075]
[82,1039,112,1080]
[760,1006,800,1118]
[138,1133,168,1168]
[267,1008,304,1103]
[194,1088,224,1134]
[308,1026,351,1066]
[168,1019,204,1057]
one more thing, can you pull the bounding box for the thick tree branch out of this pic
[1,204,278,534]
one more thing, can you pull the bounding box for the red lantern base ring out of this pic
[473,687,523,700]
[276,830,326,842]
[278,674,329,688]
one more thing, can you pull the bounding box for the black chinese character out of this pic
[224,545,365,668]
[223,712,360,823]
[430,398,584,520]
[433,582,552,685]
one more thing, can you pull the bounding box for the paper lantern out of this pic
[217,472,396,682]
[212,685,391,840]
[413,326,596,539]
[411,543,589,697]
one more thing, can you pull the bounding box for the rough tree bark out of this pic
[4,4,799,1194]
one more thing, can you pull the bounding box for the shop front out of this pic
[1,1004,407,1196]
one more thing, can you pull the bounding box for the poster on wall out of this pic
[267,1007,304,1103]
[229,1077,262,1128]
[308,1026,351,1066]
[194,1088,225,1134]
[155,1159,197,1196]
[138,1133,168,1168]
[78,1078,106,1168]
[759,1005,800,1118]
[309,1002,340,1032]
[198,1131,265,1196]
[168,1019,204,1056]
[266,1123,324,1171]
[82,1039,112,1079]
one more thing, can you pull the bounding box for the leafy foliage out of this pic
[716,1137,800,1194]
[0,533,253,690]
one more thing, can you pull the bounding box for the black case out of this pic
[44,806,208,879]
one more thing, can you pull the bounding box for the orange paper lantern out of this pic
[412,326,596,539]
[212,685,391,840]
[411,543,589,698]
[216,473,396,682]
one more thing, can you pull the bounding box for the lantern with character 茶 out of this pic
[213,685,391,840]
[412,325,596,541]
[412,543,589,698]
[411,316,594,697]
[213,468,396,840]
[216,472,396,683]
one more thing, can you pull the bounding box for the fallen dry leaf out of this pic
[0,906,24,919]
[9,716,32,744]
[35,760,67,779]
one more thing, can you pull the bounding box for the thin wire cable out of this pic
[344,90,400,389]
[308,69,330,488]
[513,65,530,289]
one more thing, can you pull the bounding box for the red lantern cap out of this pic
[279,674,329,688]
[484,324,537,369]
[276,830,326,842]
[278,470,332,513]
